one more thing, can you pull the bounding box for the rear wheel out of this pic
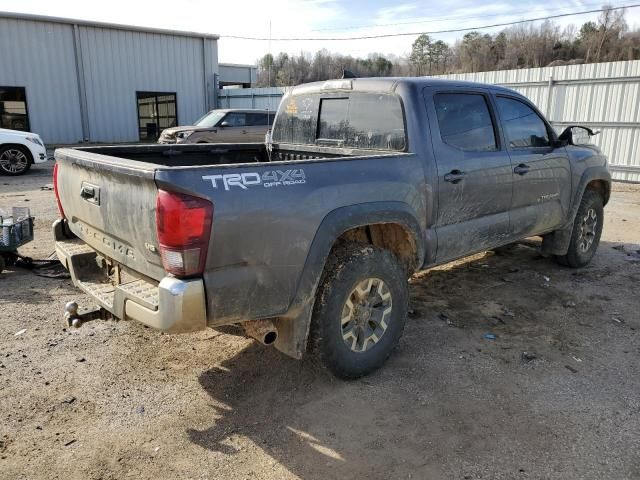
[0,145,32,175]
[310,243,408,379]
[554,189,604,268]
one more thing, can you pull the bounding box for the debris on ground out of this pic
[484,333,497,340]
[565,365,579,374]
[521,351,537,363]
[13,329,26,336]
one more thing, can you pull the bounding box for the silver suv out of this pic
[158,109,275,144]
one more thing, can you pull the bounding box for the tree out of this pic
[410,34,432,75]
[255,7,640,87]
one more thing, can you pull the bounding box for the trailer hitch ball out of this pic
[65,302,79,316]
[64,301,82,328]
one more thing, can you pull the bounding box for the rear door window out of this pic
[434,93,497,151]
[496,97,550,148]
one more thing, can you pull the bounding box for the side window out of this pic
[434,93,497,151]
[247,113,268,126]
[496,97,550,148]
[223,112,246,127]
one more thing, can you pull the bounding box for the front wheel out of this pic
[554,189,604,268]
[310,243,409,379]
[0,145,32,175]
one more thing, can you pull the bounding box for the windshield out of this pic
[194,110,227,128]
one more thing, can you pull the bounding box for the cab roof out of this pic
[290,77,520,97]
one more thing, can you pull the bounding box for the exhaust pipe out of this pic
[243,319,278,345]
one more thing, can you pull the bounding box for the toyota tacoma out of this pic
[52,78,610,378]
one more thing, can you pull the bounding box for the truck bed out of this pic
[68,143,370,168]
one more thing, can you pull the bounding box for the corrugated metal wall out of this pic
[220,60,640,182]
[78,27,210,142]
[0,15,218,144]
[0,18,84,144]
[218,87,288,111]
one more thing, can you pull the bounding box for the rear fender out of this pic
[273,202,423,359]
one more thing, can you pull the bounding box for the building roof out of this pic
[0,11,219,40]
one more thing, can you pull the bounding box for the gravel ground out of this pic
[1,161,639,480]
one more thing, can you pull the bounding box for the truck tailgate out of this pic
[55,149,165,281]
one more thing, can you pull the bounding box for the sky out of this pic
[2,0,640,64]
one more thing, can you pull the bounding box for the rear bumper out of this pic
[53,219,206,333]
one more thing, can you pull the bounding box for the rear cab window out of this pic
[272,92,406,151]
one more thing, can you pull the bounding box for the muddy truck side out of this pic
[53,77,611,378]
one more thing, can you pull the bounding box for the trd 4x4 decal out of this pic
[202,169,306,190]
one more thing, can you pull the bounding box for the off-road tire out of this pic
[0,145,32,176]
[554,189,604,268]
[310,242,409,379]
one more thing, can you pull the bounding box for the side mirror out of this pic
[558,125,600,146]
[220,121,230,128]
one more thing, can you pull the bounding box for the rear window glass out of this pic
[272,92,406,151]
[434,93,497,151]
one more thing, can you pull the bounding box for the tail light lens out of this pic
[53,162,65,218]
[156,189,213,277]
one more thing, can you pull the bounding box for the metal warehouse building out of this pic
[0,12,256,144]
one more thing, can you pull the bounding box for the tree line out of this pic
[255,6,640,86]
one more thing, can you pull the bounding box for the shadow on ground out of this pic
[186,240,640,479]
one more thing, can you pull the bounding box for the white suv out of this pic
[0,128,48,175]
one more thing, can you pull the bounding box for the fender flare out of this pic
[272,201,424,359]
[542,166,611,256]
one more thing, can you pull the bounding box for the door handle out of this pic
[514,164,531,175]
[444,169,466,184]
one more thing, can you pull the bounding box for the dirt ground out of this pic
[1,161,639,480]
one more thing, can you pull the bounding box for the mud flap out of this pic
[272,299,315,360]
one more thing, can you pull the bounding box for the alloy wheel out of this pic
[578,207,598,253]
[341,278,393,353]
[0,149,29,174]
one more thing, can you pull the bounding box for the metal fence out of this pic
[218,60,640,182]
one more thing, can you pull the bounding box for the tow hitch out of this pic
[64,301,112,328]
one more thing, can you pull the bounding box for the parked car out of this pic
[158,109,275,144]
[0,128,47,175]
[53,77,610,378]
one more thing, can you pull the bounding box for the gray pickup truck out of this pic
[53,77,610,378]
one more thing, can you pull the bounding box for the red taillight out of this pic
[53,162,65,218]
[156,189,213,277]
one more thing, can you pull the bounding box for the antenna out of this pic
[266,19,273,162]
